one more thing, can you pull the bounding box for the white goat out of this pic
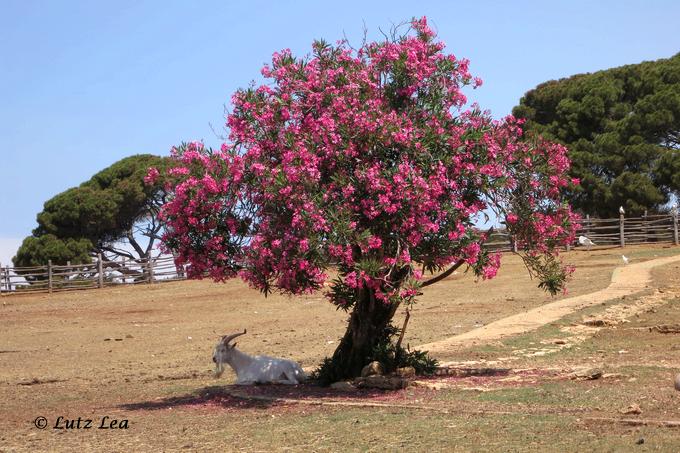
[212,330,306,385]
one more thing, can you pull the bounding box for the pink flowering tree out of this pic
[155,18,577,380]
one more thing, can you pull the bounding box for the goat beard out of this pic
[214,361,225,378]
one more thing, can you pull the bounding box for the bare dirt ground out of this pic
[420,251,680,355]
[1,244,679,452]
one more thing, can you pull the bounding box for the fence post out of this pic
[5,266,9,293]
[673,210,679,246]
[48,260,53,293]
[97,253,104,289]
[511,237,518,253]
[172,252,185,279]
[147,258,154,284]
[619,211,625,248]
[585,214,591,238]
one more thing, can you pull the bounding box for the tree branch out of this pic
[420,227,495,288]
[126,231,146,258]
[395,308,410,353]
[99,246,136,261]
[421,259,466,287]
[145,238,155,257]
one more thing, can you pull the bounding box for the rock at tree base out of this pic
[411,380,446,390]
[435,367,510,377]
[330,381,357,391]
[395,366,416,378]
[361,361,384,378]
[354,375,409,390]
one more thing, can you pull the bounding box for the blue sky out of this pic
[1,0,679,264]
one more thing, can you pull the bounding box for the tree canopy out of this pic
[12,234,92,268]
[513,53,680,217]
[157,18,577,380]
[13,154,174,268]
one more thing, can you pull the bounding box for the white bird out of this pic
[622,255,629,265]
[619,206,625,215]
[578,235,595,250]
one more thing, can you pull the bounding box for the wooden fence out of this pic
[578,212,680,247]
[0,254,185,295]
[2,211,678,295]
[482,212,679,252]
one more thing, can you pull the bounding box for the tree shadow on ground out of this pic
[119,382,404,412]
[119,385,276,411]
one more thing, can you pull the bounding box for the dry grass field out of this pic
[1,244,679,452]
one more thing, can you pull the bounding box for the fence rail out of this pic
[1,254,186,295]
[579,211,680,247]
[2,211,678,295]
[483,212,679,252]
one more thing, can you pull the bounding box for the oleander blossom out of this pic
[144,167,160,185]
[157,17,577,377]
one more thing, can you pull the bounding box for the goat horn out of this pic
[222,329,247,345]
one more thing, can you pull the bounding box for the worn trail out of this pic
[419,253,680,353]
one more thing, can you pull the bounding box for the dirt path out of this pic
[418,252,680,354]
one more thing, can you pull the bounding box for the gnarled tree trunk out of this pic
[330,287,401,379]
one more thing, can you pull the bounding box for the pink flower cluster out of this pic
[158,17,577,304]
[144,167,160,185]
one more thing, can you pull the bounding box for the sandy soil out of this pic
[1,244,679,451]
[419,251,680,354]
